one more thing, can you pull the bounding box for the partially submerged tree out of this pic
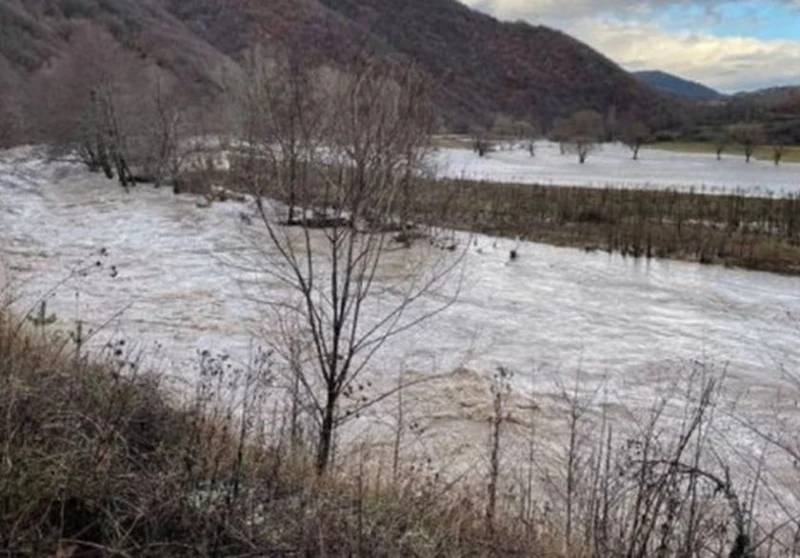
[729,123,765,163]
[562,110,604,164]
[619,120,651,161]
[237,45,326,224]
[549,119,569,155]
[713,130,729,161]
[513,120,539,156]
[470,125,492,157]
[34,22,187,189]
[773,143,785,166]
[240,54,461,473]
[0,91,21,149]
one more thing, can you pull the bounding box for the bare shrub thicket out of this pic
[233,49,463,474]
[483,367,788,558]
[32,21,187,189]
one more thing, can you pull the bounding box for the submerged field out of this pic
[3,148,800,545]
[418,142,800,274]
[434,141,800,194]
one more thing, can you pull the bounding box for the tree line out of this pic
[470,108,794,165]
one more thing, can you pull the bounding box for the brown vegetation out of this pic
[406,177,800,275]
[0,308,552,556]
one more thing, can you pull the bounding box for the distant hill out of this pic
[634,71,724,102]
[0,0,676,133]
[733,86,800,109]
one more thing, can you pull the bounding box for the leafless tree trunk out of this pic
[729,123,765,164]
[561,110,603,164]
[33,21,187,190]
[620,121,651,161]
[238,53,462,474]
[238,45,325,225]
[487,367,511,531]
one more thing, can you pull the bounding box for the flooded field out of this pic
[2,147,800,523]
[435,141,800,195]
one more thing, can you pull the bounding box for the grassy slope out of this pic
[0,310,552,557]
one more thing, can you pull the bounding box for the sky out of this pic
[459,0,800,93]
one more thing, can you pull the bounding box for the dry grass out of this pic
[0,309,563,557]
[409,177,800,274]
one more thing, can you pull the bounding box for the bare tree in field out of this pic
[470,124,492,157]
[238,45,326,224]
[512,120,539,156]
[713,131,729,161]
[562,110,604,164]
[729,123,765,163]
[771,138,788,166]
[620,120,651,161]
[240,55,461,473]
[549,119,569,155]
[34,21,186,189]
[491,115,515,142]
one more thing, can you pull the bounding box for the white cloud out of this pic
[573,19,800,92]
[459,0,800,91]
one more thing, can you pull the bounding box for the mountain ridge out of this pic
[634,70,724,102]
[0,0,675,131]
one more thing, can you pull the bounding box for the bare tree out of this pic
[714,131,729,161]
[729,123,765,164]
[240,54,461,473]
[470,124,492,157]
[237,44,326,224]
[620,120,651,161]
[562,110,604,164]
[0,93,20,149]
[772,140,787,166]
[137,71,186,188]
[491,115,515,138]
[33,21,186,189]
[513,120,539,156]
[549,118,569,155]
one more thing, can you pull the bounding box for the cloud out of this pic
[459,0,800,91]
[574,19,800,92]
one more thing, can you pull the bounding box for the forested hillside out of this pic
[0,0,676,134]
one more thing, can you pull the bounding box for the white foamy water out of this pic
[2,147,800,525]
[435,142,800,195]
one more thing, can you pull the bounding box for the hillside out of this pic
[0,0,674,133]
[634,70,724,102]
